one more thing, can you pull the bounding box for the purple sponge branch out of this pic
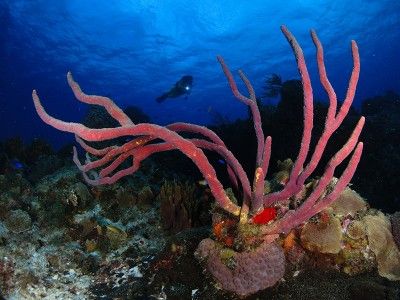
[32,90,242,216]
[217,56,271,214]
[67,72,133,127]
[261,26,315,209]
[262,26,361,214]
[216,56,265,169]
[32,25,364,234]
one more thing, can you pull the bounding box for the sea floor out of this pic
[0,154,399,299]
[1,203,399,299]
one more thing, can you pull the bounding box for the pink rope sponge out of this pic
[32,26,364,296]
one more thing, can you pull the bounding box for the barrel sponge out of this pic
[195,238,285,297]
[364,212,400,280]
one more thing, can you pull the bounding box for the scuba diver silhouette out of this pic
[156,75,193,103]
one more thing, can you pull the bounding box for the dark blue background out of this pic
[1,0,399,147]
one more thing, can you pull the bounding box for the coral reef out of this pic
[0,257,14,298]
[31,26,365,296]
[0,137,65,185]
[158,180,211,233]
[34,167,93,225]
[0,161,168,298]
[3,8,400,295]
[3,209,32,233]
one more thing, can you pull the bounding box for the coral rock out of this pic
[300,216,342,254]
[195,238,285,297]
[346,220,366,240]
[158,180,208,234]
[390,211,400,250]
[4,209,32,233]
[136,186,154,206]
[363,212,400,280]
[330,187,368,217]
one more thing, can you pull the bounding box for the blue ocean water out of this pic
[1,0,399,146]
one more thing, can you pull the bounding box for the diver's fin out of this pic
[156,93,168,103]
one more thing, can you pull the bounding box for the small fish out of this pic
[217,159,226,165]
[10,158,24,170]
[105,225,128,240]
[105,224,125,235]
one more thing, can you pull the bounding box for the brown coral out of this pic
[0,257,14,296]
[300,215,343,254]
[346,220,366,240]
[330,187,367,217]
[158,180,208,234]
[136,186,154,206]
[4,209,32,233]
[390,211,400,250]
[363,212,400,280]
